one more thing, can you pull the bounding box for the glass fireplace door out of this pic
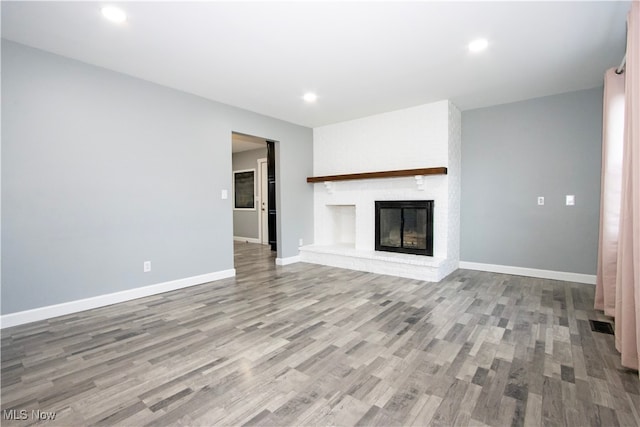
[402,208,427,250]
[379,208,402,248]
[375,201,433,256]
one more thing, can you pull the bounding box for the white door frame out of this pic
[257,158,268,245]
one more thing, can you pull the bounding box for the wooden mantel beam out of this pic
[306,167,447,183]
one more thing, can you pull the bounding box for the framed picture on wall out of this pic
[233,169,256,210]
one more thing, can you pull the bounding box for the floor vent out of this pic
[589,320,614,335]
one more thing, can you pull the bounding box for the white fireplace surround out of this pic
[300,100,461,282]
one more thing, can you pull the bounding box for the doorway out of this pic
[231,132,277,260]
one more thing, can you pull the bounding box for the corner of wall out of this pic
[447,102,462,264]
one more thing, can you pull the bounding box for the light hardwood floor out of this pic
[2,242,639,426]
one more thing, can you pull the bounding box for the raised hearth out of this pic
[299,244,447,282]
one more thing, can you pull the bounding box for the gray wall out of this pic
[461,87,603,275]
[232,147,267,239]
[1,40,313,314]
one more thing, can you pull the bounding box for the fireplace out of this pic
[375,200,434,256]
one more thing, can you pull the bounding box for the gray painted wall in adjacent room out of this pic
[461,87,603,275]
[1,40,313,314]
[232,147,267,240]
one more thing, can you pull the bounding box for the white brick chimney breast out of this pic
[300,100,461,282]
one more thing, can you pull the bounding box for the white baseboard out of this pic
[458,261,596,285]
[233,236,261,244]
[0,269,236,329]
[276,255,301,266]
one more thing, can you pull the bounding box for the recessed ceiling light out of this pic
[101,6,127,24]
[303,93,318,103]
[468,38,488,53]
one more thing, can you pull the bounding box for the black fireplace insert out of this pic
[375,200,433,256]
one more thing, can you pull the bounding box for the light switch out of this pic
[537,196,544,206]
[566,195,575,206]
[221,189,228,200]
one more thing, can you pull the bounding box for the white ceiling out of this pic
[1,1,630,128]
[232,132,266,153]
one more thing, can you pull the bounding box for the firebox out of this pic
[375,200,434,256]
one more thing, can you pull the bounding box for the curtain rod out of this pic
[616,54,626,74]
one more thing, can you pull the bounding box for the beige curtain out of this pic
[615,1,640,371]
[595,2,640,372]
[595,69,625,317]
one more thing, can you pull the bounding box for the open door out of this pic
[267,140,277,251]
[258,158,268,244]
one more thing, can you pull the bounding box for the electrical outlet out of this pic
[299,238,304,246]
[221,189,228,200]
[566,195,575,206]
[537,196,544,206]
[144,261,151,272]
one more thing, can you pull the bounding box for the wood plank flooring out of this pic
[2,242,639,426]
